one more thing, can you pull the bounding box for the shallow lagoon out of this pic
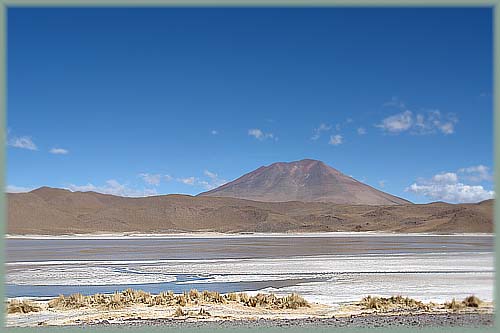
[6,234,494,305]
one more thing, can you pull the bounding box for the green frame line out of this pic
[0,1,498,332]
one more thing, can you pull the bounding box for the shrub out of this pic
[198,307,210,316]
[445,296,482,310]
[174,306,185,317]
[107,292,124,309]
[360,295,427,311]
[281,293,309,309]
[7,299,42,314]
[225,292,239,302]
[463,295,481,307]
[444,298,464,310]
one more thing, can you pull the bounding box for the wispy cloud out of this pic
[406,167,494,203]
[50,148,69,155]
[139,173,163,186]
[211,130,218,135]
[328,134,343,146]
[458,165,493,183]
[199,170,227,190]
[67,180,157,197]
[248,128,275,141]
[378,180,386,188]
[6,185,33,193]
[177,177,196,185]
[377,110,457,135]
[311,123,331,140]
[8,136,37,150]
[176,170,227,190]
[376,110,413,133]
[357,127,366,135]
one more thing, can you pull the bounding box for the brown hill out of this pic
[198,159,410,205]
[7,187,493,235]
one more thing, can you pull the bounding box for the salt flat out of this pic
[6,234,494,307]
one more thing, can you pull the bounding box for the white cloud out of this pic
[406,183,494,203]
[406,167,494,203]
[178,177,196,185]
[139,173,162,186]
[164,174,173,181]
[211,130,218,135]
[377,109,458,135]
[458,165,492,182]
[50,148,69,155]
[200,170,227,190]
[311,123,331,140]
[378,180,386,188]
[357,127,366,135]
[67,180,157,197]
[413,110,458,135]
[177,171,227,190]
[6,185,33,193]
[248,128,275,141]
[8,136,37,150]
[376,110,413,133]
[431,172,458,185]
[328,134,343,146]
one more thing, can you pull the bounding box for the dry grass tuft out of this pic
[225,292,239,302]
[174,306,185,317]
[281,293,309,309]
[48,293,89,309]
[359,295,429,311]
[42,289,310,312]
[444,298,464,310]
[202,290,225,303]
[463,295,481,307]
[7,299,42,314]
[445,295,482,310]
[198,307,210,317]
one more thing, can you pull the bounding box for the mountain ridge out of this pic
[7,186,493,235]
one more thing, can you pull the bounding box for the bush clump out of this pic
[445,295,482,310]
[359,295,429,311]
[173,306,185,317]
[7,299,42,314]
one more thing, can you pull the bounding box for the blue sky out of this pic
[6,7,494,203]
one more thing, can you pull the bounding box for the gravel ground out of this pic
[82,313,494,328]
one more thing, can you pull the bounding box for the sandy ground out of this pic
[6,298,494,328]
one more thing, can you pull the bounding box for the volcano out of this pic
[198,159,410,205]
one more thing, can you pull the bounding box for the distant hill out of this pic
[7,187,493,235]
[198,159,410,205]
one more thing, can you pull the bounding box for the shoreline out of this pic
[5,231,494,240]
[6,292,494,328]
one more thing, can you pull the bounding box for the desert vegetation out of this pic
[42,289,309,311]
[358,295,484,313]
[6,299,42,314]
[7,291,486,317]
[359,295,430,311]
[444,295,482,310]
